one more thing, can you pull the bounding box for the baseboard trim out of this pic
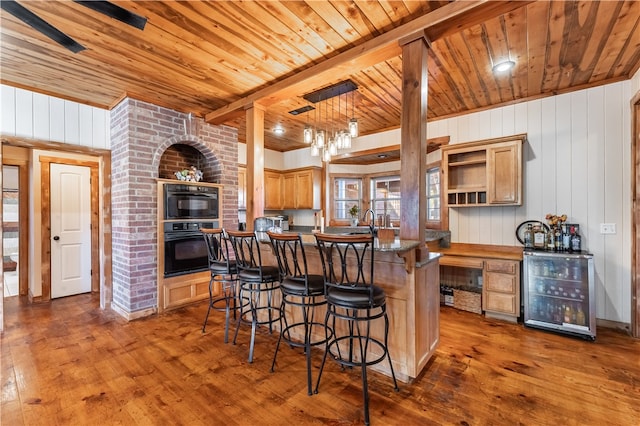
[596,318,631,335]
[111,302,157,321]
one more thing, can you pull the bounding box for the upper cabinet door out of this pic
[487,141,522,205]
[265,171,283,210]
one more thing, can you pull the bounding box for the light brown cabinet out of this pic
[240,166,322,210]
[442,134,524,207]
[281,168,322,210]
[264,170,283,210]
[483,259,521,322]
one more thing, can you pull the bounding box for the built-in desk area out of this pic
[259,231,441,383]
[435,243,523,322]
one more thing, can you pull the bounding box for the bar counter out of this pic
[260,231,441,383]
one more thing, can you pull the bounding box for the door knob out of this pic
[53,236,60,241]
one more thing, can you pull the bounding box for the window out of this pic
[333,177,362,220]
[370,176,401,227]
[426,167,440,221]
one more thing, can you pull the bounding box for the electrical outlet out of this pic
[600,223,616,234]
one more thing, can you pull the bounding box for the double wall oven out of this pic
[162,183,220,277]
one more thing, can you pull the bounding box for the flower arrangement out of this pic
[546,213,567,228]
[175,166,203,182]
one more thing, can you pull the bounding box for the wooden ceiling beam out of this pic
[205,0,531,125]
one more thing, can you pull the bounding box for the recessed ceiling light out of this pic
[272,124,285,135]
[492,60,515,73]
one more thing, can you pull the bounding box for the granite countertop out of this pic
[287,226,451,248]
[267,231,420,253]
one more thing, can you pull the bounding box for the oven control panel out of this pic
[164,221,217,233]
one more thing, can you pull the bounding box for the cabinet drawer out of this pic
[439,255,484,269]
[484,291,517,315]
[485,272,516,293]
[485,260,517,274]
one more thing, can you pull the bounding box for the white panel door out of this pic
[50,163,91,298]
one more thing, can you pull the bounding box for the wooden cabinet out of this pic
[438,243,522,323]
[238,166,246,209]
[264,170,282,210]
[281,168,322,210]
[243,166,321,210]
[442,134,524,207]
[483,259,521,322]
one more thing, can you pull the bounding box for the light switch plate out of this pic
[600,223,616,234]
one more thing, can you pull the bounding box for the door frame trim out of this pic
[632,91,640,338]
[2,159,30,297]
[40,157,99,302]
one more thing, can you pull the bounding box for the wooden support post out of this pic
[246,103,266,231]
[399,31,429,255]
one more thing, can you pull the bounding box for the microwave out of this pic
[164,183,219,220]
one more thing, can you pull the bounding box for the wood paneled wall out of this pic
[323,75,640,326]
[0,86,110,149]
[427,79,635,325]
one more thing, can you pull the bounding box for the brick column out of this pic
[110,98,238,319]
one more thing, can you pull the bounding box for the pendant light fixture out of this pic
[349,89,358,138]
[301,80,359,162]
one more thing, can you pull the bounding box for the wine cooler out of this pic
[523,250,596,340]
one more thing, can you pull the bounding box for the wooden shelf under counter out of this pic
[437,243,523,323]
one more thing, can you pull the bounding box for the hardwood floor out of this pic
[2,294,638,425]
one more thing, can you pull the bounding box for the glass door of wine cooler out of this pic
[523,251,596,340]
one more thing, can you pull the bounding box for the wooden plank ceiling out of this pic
[1,1,639,154]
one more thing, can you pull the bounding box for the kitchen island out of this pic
[260,232,441,383]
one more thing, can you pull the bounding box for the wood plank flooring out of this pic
[2,294,638,425]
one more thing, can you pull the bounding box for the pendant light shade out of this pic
[303,126,313,143]
[349,118,358,138]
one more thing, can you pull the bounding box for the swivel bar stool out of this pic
[267,231,333,396]
[200,228,239,343]
[313,233,399,426]
[227,230,281,363]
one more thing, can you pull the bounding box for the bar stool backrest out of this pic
[267,232,309,286]
[314,233,375,305]
[201,228,233,270]
[226,230,266,276]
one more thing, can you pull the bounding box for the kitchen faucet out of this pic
[362,208,377,235]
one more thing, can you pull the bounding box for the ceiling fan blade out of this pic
[1,0,85,53]
[74,1,147,30]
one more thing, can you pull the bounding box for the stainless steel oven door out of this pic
[164,231,209,277]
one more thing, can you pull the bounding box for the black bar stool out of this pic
[227,230,281,363]
[313,233,399,426]
[267,231,333,396]
[200,228,240,343]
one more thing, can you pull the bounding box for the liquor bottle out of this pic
[570,226,582,252]
[546,228,555,250]
[576,304,586,326]
[562,224,571,251]
[523,224,533,249]
[554,227,562,251]
[564,304,573,324]
[533,225,545,249]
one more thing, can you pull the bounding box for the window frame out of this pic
[426,161,444,230]
[329,173,365,225]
